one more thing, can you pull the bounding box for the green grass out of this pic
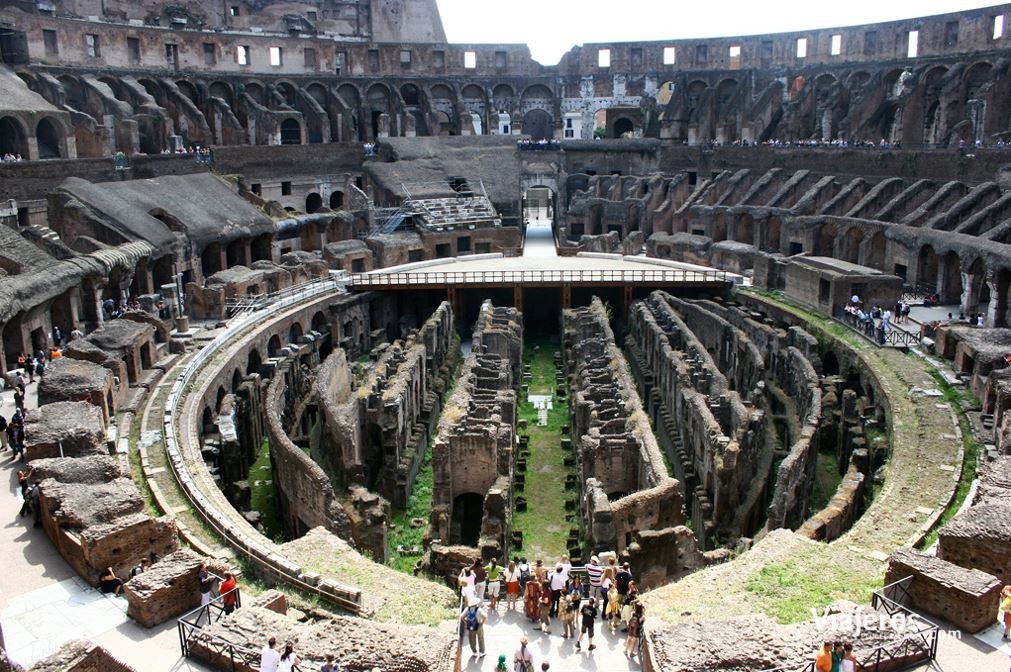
[249,437,284,542]
[511,341,576,562]
[809,450,842,511]
[744,548,882,624]
[916,369,981,550]
[388,442,435,573]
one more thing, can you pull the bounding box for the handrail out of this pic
[347,268,730,288]
[163,275,363,617]
[754,579,938,672]
[833,308,921,348]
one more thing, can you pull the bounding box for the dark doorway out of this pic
[822,351,840,377]
[451,492,485,546]
[0,28,28,65]
[329,191,344,209]
[0,116,27,157]
[280,119,301,145]
[305,192,322,213]
[35,118,61,158]
[522,109,553,141]
[613,118,634,138]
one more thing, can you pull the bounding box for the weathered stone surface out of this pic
[27,640,136,672]
[124,549,229,628]
[938,502,1011,581]
[23,401,105,461]
[885,548,1001,634]
[36,357,116,423]
[189,605,457,672]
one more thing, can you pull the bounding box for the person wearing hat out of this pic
[1001,585,1011,639]
[513,636,534,672]
[495,654,508,671]
[460,594,487,658]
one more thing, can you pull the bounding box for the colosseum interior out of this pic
[1,0,1011,670]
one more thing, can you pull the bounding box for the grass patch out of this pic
[744,548,882,624]
[388,442,435,574]
[511,341,575,562]
[249,437,284,542]
[916,369,981,550]
[809,450,842,511]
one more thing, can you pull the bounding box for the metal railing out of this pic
[755,578,937,672]
[834,308,921,348]
[163,274,363,617]
[348,268,730,288]
[901,282,935,302]
[224,274,348,316]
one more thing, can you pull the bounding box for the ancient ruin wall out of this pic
[563,297,683,557]
[429,301,521,561]
[628,292,770,546]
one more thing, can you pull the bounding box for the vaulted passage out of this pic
[451,492,484,546]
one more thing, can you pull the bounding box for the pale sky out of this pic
[436,0,1005,64]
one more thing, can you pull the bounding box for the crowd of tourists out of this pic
[1,153,24,162]
[259,637,340,672]
[814,641,859,671]
[456,554,645,668]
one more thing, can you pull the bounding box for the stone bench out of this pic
[885,547,1002,633]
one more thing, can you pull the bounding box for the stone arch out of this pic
[337,83,360,108]
[963,61,994,101]
[613,117,635,138]
[687,80,709,119]
[329,191,344,209]
[35,116,63,159]
[311,310,327,333]
[280,118,302,144]
[289,322,303,344]
[305,192,322,213]
[231,368,243,391]
[461,84,487,134]
[0,116,29,157]
[736,213,755,245]
[822,350,840,377]
[922,66,949,146]
[98,76,128,102]
[201,243,223,277]
[815,222,838,257]
[916,244,939,289]
[246,348,263,376]
[942,250,964,304]
[522,109,553,141]
[400,83,422,106]
[137,78,164,106]
[209,81,234,107]
[964,256,990,315]
[275,81,297,107]
[657,81,675,106]
[520,84,553,112]
[366,82,392,138]
[176,79,198,103]
[451,492,484,546]
[59,75,87,110]
[846,71,871,91]
[306,82,327,107]
[267,335,282,358]
[492,83,515,112]
[864,230,887,269]
[243,82,265,105]
[995,268,1011,327]
[840,228,862,263]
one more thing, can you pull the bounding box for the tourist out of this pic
[548,564,566,616]
[70,325,84,341]
[11,422,25,460]
[569,574,586,598]
[26,355,34,384]
[0,414,7,452]
[832,641,844,671]
[495,654,508,671]
[575,596,598,651]
[518,556,531,591]
[18,468,34,518]
[624,601,644,658]
[840,643,856,672]
[605,580,621,630]
[99,567,124,595]
[621,580,639,629]
[219,571,238,614]
[533,559,546,582]
[485,557,503,609]
[815,641,833,672]
[198,562,216,606]
[460,594,487,658]
[537,581,552,633]
[558,555,572,583]
[585,556,603,594]
[277,642,300,672]
[558,591,576,639]
[599,574,613,622]
[504,560,521,610]
[1001,585,1011,639]
[35,356,45,380]
[129,557,150,577]
[6,414,18,454]
[523,569,542,621]
[320,653,338,672]
[459,565,476,602]
[514,636,534,672]
[260,637,281,672]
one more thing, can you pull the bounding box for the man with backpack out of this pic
[459,595,487,658]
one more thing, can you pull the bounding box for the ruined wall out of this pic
[429,301,521,562]
[564,297,683,559]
